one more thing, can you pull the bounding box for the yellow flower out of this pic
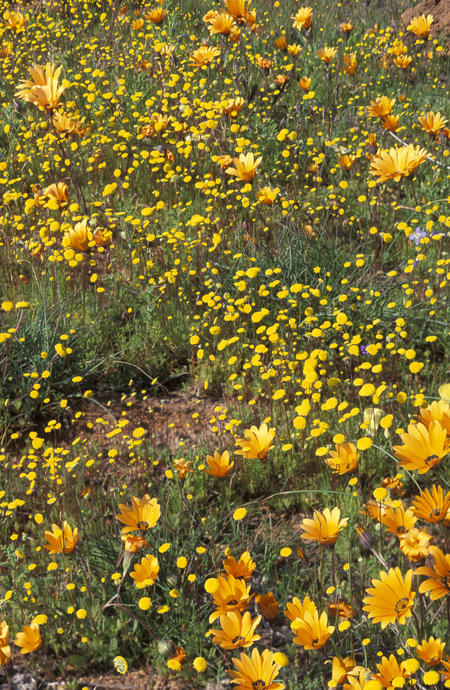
[222,97,245,116]
[225,0,251,21]
[0,622,11,666]
[344,668,383,690]
[416,637,445,666]
[411,484,450,524]
[380,502,417,536]
[257,186,279,206]
[62,219,93,252]
[338,154,355,169]
[301,507,348,546]
[329,657,356,686]
[284,594,317,623]
[324,442,358,475]
[226,152,262,182]
[340,22,353,33]
[208,12,235,35]
[393,421,448,473]
[208,574,251,622]
[44,521,78,554]
[407,14,433,38]
[229,648,285,690]
[190,46,221,68]
[419,400,450,434]
[41,182,69,210]
[291,610,334,650]
[15,623,42,654]
[399,528,433,562]
[130,554,159,588]
[16,63,65,110]
[116,494,161,534]
[416,546,450,600]
[209,610,261,649]
[205,450,234,477]
[223,551,256,580]
[362,567,415,629]
[292,7,312,30]
[393,54,412,69]
[367,96,395,118]
[370,145,428,183]
[52,110,85,138]
[121,534,149,553]
[317,46,337,63]
[372,655,419,688]
[235,422,275,459]
[145,8,167,24]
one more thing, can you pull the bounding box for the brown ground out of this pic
[401,0,450,38]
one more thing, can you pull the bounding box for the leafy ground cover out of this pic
[0,0,449,687]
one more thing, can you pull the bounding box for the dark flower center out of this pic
[253,682,266,690]
[395,597,410,614]
[425,454,439,465]
[137,521,148,530]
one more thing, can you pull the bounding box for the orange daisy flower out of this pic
[362,568,415,629]
[415,546,450,600]
[301,507,348,546]
[393,421,448,474]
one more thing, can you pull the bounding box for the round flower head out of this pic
[291,610,334,650]
[205,450,234,477]
[44,520,78,554]
[324,442,358,474]
[416,637,445,666]
[411,484,450,524]
[209,610,261,649]
[362,567,415,629]
[370,145,428,184]
[15,623,42,654]
[116,495,161,534]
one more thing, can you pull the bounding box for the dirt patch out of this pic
[401,0,450,38]
[76,668,191,689]
[67,391,229,455]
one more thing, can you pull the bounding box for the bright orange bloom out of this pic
[380,502,417,536]
[416,637,445,666]
[226,152,262,182]
[235,422,275,459]
[367,96,395,119]
[130,554,159,588]
[116,494,161,534]
[416,546,450,600]
[15,623,42,654]
[145,8,167,24]
[340,22,353,33]
[225,0,251,21]
[205,450,234,477]
[41,182,69,209]
[344,668,383,690]
[291,7,312,30]
[301,507,348,546]
[324,442,358,474]
[399,528,432,562]
[208,12,235,35]
[291,610,334,650]
[328,600,354,620]
[223,551,256,580]
[52,110,85,138]
[393,421,448,473]
[329,657,356,686]
[222,97,245,116]
[62,218,93,252]
[393,55,412,69]
[209,610,261,649]
[370,145,428,183]
[44,521,78,554]
[4,10,27,32]
[209,575,252,622]
[284,594,317,623]
[256,592,279,620]
[381,114,400,131]
[343,53,357,75]
[407,14,433,38]
[298,76,311,91]
[229,648,285,690]
[121,533,149,553]
[362,568,415,629]
[411,484,450,524]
